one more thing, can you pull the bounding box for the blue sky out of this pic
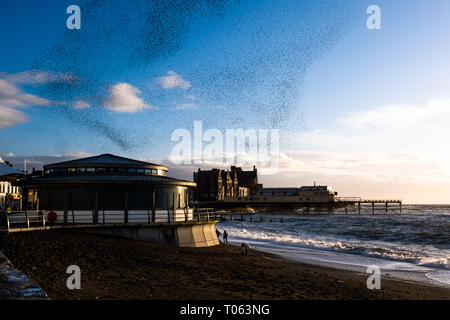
[1,0,450,203]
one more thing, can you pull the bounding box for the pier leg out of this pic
[385,201,388,214]
[358,202,361,214]
[372,202,375,215]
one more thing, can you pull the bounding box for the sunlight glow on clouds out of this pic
[277,98,450,202]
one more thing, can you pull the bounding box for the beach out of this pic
[0,230,449,300]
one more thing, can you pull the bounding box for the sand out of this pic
[0,230,449,300]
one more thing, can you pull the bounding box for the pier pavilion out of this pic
[13,154,219,247]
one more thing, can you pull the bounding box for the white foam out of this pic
[425,271,450,285]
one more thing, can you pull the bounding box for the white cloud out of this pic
[279,98,450,202]
[156,71,191,90]
[73,100,90,110]
[173,103,197,110]
[0,77,52,128]
[0,70,75,85]
[102,82,155,113]
[338,99,450,130]
[214,105,226,109]
[0,79,50,108]
[0,106,28,128]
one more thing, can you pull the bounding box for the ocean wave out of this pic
[221,225,450,270]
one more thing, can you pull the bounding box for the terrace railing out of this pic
[5,207,220,232]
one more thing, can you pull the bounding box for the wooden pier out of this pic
[196,197,403,218]
[334,198,402,215]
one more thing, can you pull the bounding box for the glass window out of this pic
[96,167,106,172]
[155,188,175,209]
[128,168,137,173]
[118,167,127,173]
[144,169,151,174]
[68,168,76,173]
[152,169,158,174]
[137,168,144,173]
[86,167,95,172]
[60,168,68,173]
[76,167,85,172]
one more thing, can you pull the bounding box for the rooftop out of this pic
[0,156,23,178]
[45,154,167,170]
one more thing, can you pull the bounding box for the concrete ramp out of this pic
[177,222,220,247]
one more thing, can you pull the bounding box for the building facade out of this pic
[255,186,338,202]
[193,165,261,202]
[0,156,23,210]
[16,154,197,223]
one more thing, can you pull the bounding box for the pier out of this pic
[196,197,402,216]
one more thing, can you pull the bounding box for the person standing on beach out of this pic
[223,230,228,244]
[216,229,221,241]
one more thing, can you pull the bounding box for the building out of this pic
[193,165,261,202]
[0,156,23,210]
[230,165,262,196]
[16,154,197,223]
[193,168,236,201]
[257,185,338,202]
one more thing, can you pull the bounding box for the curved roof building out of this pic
[17,154,196,224]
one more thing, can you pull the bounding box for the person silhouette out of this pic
[223,230,228,244]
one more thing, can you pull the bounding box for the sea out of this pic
[216,205,450,287]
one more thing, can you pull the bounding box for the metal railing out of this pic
[193,208,222,222]
[335,197,362,202]
[4,207,208,231]
[6,211,46,231]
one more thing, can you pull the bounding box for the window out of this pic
[118,167,127,173]
[68,168,76,173]
[137,168,144,173]
[144,169,151,174]
[86,167,95,172]
[128,168,137,173]
[76,167,85,172]
[60,168,68,173]
[155,188,175,209]
[96,167,106,172]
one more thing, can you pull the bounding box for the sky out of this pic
[1,0,450,203]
